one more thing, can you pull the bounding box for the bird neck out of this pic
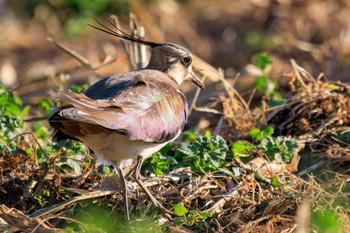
[145,64,184,88]
[145,53,168,71]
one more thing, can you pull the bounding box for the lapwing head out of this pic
[89,18,205,90]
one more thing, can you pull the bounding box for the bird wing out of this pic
[53,70,188,143]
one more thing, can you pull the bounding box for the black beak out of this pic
[190,72,205,90]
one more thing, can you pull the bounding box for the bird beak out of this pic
[190,72,205,90]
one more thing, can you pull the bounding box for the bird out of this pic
[48,18,205,221]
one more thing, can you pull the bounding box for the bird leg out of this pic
[114,163,130,221]
[134,156,173,215]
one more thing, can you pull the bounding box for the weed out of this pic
[312,208,341,233]
[259,136,299,163]
[250,126,274,141]
[0,84,29,152]
[173,204,212,228]
[254,53,285,106]
[175,134,229,173]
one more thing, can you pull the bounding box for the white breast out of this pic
[78,130,180,163]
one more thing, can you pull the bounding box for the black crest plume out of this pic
[88,17,161,48]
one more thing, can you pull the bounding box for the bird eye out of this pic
[181,56,192,66]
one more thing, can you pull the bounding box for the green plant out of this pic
[255,52,272,70]
[250,126,274,141]
[311,208,341,233]
[175,135,229,173]
[142,152,175,176]
[270,176,284,187]
[173,204,212,228]
[39,98,54,115]
[259,136,299,163]
[0,84,29,152]
[231,141,255,155]
[230,140,256,163]
[66,202,162,233]
[143,131,228,175]
[254,53,285,106]
[0,84,90,173]
[70,84,90,93]
[232,128,300,165]
[336,130,350,144]
[255,76,280,98]
[0,85,30,119]
[34,194,48,208]
[181,130,202,143]
[174,204,188,216]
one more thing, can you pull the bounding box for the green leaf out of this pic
[181,130,199,143]
[336,130,350,143]
[34,195,47,208]
[176,146,194,158]
[259,136,300,163]
[255,170,270,183]
[204,130,211,138]
[262,126,274,137]
[255,52,272,70]
[231,141,255,154]
[5,101,22,116]
[159,142,174,155]
[64,227,75,232]
[174,204,188,217]
[34,122,49,139]
[70,84,90,93]
[312,209,341,232]
[271,176,284,187]
[249,126,274,141]
[267,99,286,107]
[249,128,261,140]
[143,152,174,176]
[66,158,82,175]
[102,164,113,175]
[36,148,46,163]
[255,76,277,95]
[260,136,278,161]
[39,99,54,115]
[25,148,33,156]
[177,210,214,227]
[270,91,283,100]
[196,211,213,219]
[21,105,31,118]
[174,219,185,227]
[176,135,229,173]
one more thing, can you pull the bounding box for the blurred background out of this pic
[1,0,350,104]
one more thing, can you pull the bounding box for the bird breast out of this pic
[78,131,179,162]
